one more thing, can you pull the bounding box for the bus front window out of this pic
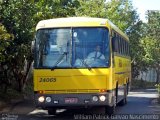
[35,29,71,68]
[35,27,110,69]
[73,28,110,68]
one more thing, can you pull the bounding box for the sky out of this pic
[132,0,160,22]
[106,0,160,22]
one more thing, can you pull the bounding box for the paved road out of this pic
[0,89,159,120]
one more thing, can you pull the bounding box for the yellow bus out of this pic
[33,17,131,115]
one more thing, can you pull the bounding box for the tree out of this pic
[0,0,37,92]
[0,23,14,92]
[127,21,148,78]
[75,0,106,17]
[105,0,139,32]
[0,0,79,92]
[0,23,14,62]
[141,10,160,83]
[76,0,139,32]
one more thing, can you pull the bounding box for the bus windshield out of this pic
[35,27,110,69]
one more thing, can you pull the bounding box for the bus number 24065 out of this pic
[39,77,56,82]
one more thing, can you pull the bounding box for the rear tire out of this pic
[118,97,127,106]
[118,85,127,106]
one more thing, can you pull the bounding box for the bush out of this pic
[155,84,160,103]
[0,88,23,103]
[131,79,156,89]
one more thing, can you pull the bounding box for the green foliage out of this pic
[131,79,156,89]
[0,0,79,93]
[141,37,160,65]
[141,11,160,83]
[128,21,148,77]
[145,11,160,67]
[147,11,160,40]
[0,23,14,62]
[76,0,138,32]
[155,84,160,94]
[0,0,36,93]
[76,0,106,17]
[105,0,139,32]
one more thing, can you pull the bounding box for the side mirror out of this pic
[31,40,35,54]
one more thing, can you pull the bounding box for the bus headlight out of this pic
[38,96,45,103]
[99,95,106,102]
[92,96,98,102]
[46,97,51,103]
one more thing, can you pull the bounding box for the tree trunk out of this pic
[22,61,33,91]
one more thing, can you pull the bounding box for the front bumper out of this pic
[35,92,114,109]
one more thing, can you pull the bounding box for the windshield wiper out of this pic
[79,59,92,71]
[51,52,68,71]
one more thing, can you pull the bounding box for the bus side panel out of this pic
[114,55,131,102]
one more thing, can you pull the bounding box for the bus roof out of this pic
[36,17,129,40]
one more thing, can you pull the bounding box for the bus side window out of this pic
[123,39,127,56]
[125,41,128,56]
[124,40,126,55]
[122,38,125,55]
[112,34,118,52]
[112,36,115,52]
[115,35,119,52]
[120,38,123,55]
[118,36,122,54]
[121,37,124,55]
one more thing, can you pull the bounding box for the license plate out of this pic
[65,98,78,103]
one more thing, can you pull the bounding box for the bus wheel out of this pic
[48,108,56,115]
[118,85,127,106]
[105,95,116,116]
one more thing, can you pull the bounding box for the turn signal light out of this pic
[39,91,45,94]
[100,89,107,92]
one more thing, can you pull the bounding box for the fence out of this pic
[136,68,157,82]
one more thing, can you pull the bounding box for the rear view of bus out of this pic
[33,17,131,115]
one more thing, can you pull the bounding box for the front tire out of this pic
[48,108,56,115]
[105,95,116,116]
